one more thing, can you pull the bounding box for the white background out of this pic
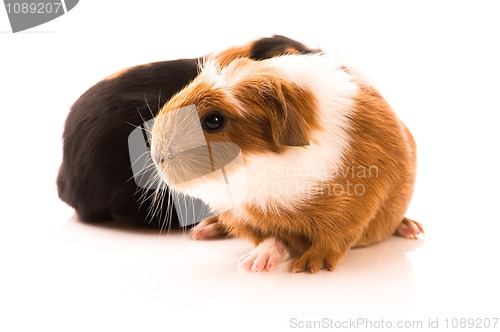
[1,1,499,331]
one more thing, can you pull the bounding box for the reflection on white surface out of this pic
[6,216,422,331]
[5,211,498,332]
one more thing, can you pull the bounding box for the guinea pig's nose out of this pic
[154,149,174,165]
[153,151,164,165]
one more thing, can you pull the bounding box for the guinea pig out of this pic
[57,35,319,229]
[150,53,424,272]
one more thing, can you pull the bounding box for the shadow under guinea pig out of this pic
[57,35,320,229]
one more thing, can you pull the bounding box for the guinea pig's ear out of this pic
[233,72,317,150]
[263,78,314,148]
[250,35,320,60]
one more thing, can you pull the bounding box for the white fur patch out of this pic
[242,54,359,212]
[176,54,359,214]
[181,151,249,213]
[197,57,222,85]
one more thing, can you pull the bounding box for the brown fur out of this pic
[212,79,416,272]
[215,45,253,68]
[155,57,417,273]
[228,60,320,148]
[159,59,320,153]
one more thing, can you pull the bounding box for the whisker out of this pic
[157,90,163,116]
[142,95,156,121]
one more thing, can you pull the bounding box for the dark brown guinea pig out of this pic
[57,35,319,229]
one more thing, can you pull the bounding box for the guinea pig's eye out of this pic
[201,112,225,132]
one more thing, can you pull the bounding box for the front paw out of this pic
[239,238,290,272]
[290,246,342,273]
[190,215,228,240]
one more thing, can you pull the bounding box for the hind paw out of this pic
[395,218,424,240]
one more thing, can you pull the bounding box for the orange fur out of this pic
[153,56,417,273]
[215,44,253,68]
[214,80,417,272]
[159,59,320,154]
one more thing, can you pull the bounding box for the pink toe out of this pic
[241,259,254,271]
[252,255,270,272]
[396,218,425,239]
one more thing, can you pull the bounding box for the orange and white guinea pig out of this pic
[151,51,423,273]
